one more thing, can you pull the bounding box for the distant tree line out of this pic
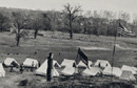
[0,3,137,41]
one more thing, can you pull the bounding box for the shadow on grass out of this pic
[18,76,135,88]
[98,82,134,88]
[18,79,28,86]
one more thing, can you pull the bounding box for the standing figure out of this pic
[31,61,34,72]
[10,66,13,72]
[47,52,53,81]
[20,64,24,74]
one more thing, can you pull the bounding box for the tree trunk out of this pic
[0,28,2,32]
[47,52,53,81]
[34,29,38,39]
[16,28,20,46]
[69,29,73,39]
[97,29,99,37]
[16,36,20,46]
[94,26,99,37]
[69,20,73,39]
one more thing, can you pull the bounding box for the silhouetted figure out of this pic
[7,53,10,55]
[31,61,34,72]
[106,64,108,67]
[73,62,77,68]
[10,66,13,72]
[47,52,53,81]
[100,72,103,77]
[20,64,24,74]
[38,60,41,67]
[98,63,101,68]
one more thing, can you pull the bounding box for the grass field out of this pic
[0,31,137,88]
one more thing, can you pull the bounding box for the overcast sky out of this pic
[0,0,137,21]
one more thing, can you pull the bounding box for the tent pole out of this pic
[111,19,119,81]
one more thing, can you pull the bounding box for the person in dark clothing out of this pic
[10,66,13,72]
[20,64,24,74]
[30,61,34,72]
[98,63,101,68]
[73,62,77,68]
[106,64,108,67]
[38,60,41,68]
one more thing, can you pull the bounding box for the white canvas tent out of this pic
[61,67,78,76]
[121,65,137,74]
[0,63,5,77]
[120,70,136,81]
[78,61,92,67]
[94,60,111,68]
[52,60,61,67]
[82,67,101,76]
[23,58,39,68]
[3,57,19,67]
[103,67,122,77]
[131,67,137,72]
[41,59,61,67]
[61,59,76,67]
[35,59,60,76]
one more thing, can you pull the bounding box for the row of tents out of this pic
[60,59,137,81]
[0,58,137,81]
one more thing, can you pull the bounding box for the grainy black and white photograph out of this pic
[0,0,137,88]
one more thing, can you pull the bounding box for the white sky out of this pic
[0,0,137,22]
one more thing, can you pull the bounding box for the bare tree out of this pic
[31,13,42,39]
[63,3,81,39]
[12,12,28,46]
[32,12,50,39]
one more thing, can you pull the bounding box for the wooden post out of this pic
[47,52,54,81]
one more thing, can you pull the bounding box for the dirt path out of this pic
[79,46,110,50]
[115,44,137,51]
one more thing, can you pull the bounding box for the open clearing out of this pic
[0,31,137,88]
